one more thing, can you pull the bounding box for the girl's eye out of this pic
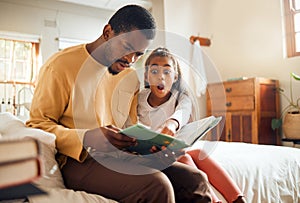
[150,69,158,74]
[163,70,172,75]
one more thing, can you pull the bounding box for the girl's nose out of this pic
[158,72,165,80]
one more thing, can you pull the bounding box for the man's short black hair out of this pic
[108,5,156,39]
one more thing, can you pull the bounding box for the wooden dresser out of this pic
[206,77,280,145]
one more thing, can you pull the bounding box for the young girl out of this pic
[137,47,246,203]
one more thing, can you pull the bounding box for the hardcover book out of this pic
[0,138,46,201]
[121,116,222,155]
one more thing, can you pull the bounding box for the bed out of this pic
[1,112,299,203]
[191,141,300,202]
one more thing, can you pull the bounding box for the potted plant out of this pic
[272,72,300,139]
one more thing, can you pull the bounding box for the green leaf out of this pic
[271,118,282,130]
[277,87,284,92]
[291,72,300,81]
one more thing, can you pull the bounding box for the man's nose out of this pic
[124,53,138,64]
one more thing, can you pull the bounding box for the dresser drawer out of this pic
[207,96,255,112]
[207,79,254,99]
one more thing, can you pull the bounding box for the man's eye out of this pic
[136,52,144,57]
[125,46,132,52]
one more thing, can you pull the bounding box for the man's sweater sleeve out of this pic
[26,64,87,162]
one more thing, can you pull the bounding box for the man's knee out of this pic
[120,172,175,203]
[165,163,212,203]
[148,172,175,202]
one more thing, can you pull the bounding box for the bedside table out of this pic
[206,77,280,145]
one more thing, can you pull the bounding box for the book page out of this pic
[121,123,189,155]
[175,116,222,145]
[0,139,39,163]
[120,116,221,155]
[0,158,40,188]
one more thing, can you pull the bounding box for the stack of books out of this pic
[0,138,46,201]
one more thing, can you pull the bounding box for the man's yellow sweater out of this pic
[26,44,139,166]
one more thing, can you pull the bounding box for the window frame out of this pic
[284,0,300,57]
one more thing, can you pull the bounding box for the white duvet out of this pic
[192,141,300,203]
[1,112,299,203]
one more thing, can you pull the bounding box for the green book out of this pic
[121,116,222,155]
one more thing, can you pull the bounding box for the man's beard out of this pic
[108,67,118,75]
[108,59,131,75]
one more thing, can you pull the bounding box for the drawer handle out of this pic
[226,102,232,107]
[225,87,232,93]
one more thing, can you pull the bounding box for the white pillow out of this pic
[0,112,64,189]
[0,112,56,147]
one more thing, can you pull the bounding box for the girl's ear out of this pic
[174,73,178,82]
[144,71,149,83]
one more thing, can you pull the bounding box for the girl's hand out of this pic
[160,119,179,136]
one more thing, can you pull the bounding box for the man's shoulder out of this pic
[43,44,87,74]
[52,44,86,62]
[116,68,140,85]
[110,68,140,95]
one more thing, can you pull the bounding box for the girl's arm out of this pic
[161,93,193,136]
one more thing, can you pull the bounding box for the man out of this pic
[27,5,211,203]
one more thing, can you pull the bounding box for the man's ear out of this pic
[103,24,114,41]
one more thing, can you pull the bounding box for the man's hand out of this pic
[83,125,137,152]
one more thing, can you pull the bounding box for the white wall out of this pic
[1,0,299,120]
[163,0,300,118]
[0,0,113,62]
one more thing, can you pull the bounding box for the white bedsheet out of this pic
[192,141,300,203]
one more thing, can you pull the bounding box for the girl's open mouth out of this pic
[157,84,164,90]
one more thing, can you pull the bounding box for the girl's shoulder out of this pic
[139,88,151,96]
[138,88,151,101]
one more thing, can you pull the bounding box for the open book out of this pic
[121,116,222,155]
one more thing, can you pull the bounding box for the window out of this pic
[284,0,300,57]
[57,37,89,50]
[0,37,39,118]
[0,40,39,82]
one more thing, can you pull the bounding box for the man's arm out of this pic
[27,63,138,161]
[26,63,87,161]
